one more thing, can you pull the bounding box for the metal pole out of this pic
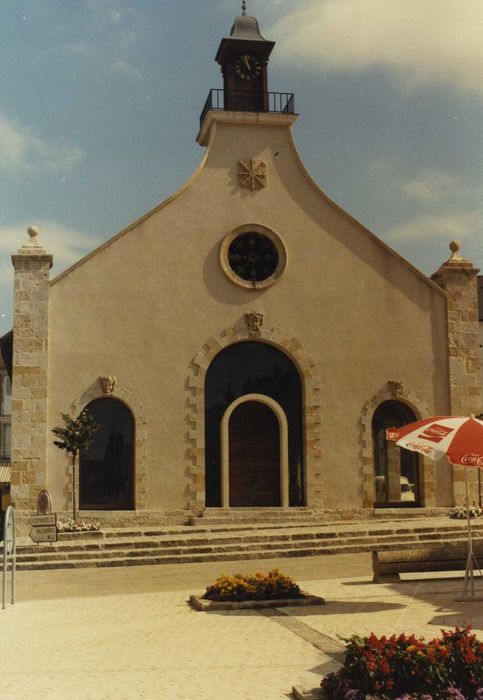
[11,510,15,605]
[72,454,76,522]
[463,470,473,600]
[2,532,6,610]
[458,469,483,601]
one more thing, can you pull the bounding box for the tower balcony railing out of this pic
[200,89,295,126]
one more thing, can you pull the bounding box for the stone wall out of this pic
[10,228,52,511]
[432,242,481,505]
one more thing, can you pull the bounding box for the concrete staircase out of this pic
[6,513,483,571]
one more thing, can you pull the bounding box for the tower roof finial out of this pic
[242,1,247,16]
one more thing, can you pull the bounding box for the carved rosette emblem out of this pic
[245,311,264,337]
[99,376,116,395]
[238,159,267,191]
[388,380,404,398]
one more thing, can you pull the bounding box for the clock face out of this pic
[234,54,262,81]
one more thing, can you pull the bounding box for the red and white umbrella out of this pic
[386,415,483,468]
[386,414,483,600]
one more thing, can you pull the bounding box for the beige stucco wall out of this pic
[45,111,452,513]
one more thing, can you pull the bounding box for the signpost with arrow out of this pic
[29,513,57,543]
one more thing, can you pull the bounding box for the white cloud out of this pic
[366,160,469,204]
[270,0,483,94]
[0,114,82,174]
[401,169,461,203]
[0,221,101,272]
[0,221,102,333]
[385,211,480,242]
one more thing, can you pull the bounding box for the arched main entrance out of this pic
[372,400,420,507]
[80,398,135,510]
[205,341,303,507]
[221,395,289,507]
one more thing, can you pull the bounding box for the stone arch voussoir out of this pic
[71,379,148,511]
[360,381,432,508]
[186,320,322,512]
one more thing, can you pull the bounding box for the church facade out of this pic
[4,10,482,526]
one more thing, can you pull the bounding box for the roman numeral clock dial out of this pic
[234,54,262,81]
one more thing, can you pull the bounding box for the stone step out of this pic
[190,508,448,525]
[10,523,480,559]
[11,532,449,561]
[10,516,483,571]
[13,529,483,556]
[55,519,483,545]
[15,534,480,565]
[14,536,479,571]
[13,530,482,570]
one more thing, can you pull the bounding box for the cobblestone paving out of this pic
[287,576,483,644]
[2,555,483,699]
[1,588,333,699]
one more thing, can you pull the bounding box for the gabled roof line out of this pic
[50,149,209,287]
[286,129,447,298]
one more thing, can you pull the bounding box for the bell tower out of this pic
[215,2,275,113]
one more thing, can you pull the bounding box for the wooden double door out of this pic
[228,401,281,507]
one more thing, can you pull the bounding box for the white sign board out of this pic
[29,513,57,527]
[4,512,14,556]
[2,505,16,609]
[29,526,57,543]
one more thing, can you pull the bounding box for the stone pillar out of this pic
[431,241,481,505]
[10,227,52,511]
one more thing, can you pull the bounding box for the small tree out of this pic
[52,411,99,522]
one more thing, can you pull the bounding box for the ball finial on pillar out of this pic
[448,240,463,262]
[27,225,40,245]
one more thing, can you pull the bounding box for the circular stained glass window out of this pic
[220,225,286,289]
[228,232,278,283]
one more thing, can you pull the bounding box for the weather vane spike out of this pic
[242,1,247,16]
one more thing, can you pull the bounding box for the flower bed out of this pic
[449,505,482,519]
[203,568,302,602]
[190,568,325,610]
[321,626,483,699]
[57,518,100,533]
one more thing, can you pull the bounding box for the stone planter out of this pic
[189,591,325,611]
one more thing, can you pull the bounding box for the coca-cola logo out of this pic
[406,441,433,455]
[461,454,483,467]
[418,423,454,444]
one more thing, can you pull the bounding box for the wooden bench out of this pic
[372,543,483,583]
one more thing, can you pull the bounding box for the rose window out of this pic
[227,232,279,283]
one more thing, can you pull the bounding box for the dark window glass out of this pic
[205,341,303,507]
[372,400,420,507]
[80,398,134,510]
[228,233,278,282]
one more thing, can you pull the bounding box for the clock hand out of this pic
[243,55,251,70]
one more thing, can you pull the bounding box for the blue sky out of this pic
[1,0,482,335]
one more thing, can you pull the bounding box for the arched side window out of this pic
[80,398,135,510]
[205,341,303,507]
[372,400,420,507]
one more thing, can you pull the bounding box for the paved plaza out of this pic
[2,553,483,699]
